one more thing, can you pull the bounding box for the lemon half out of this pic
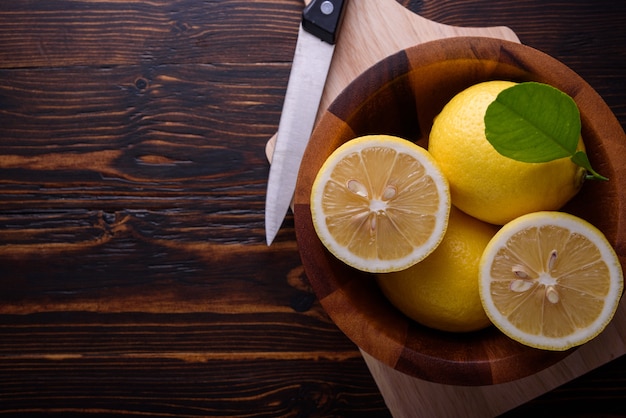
[310,135,450,273]
[479,211,624,350]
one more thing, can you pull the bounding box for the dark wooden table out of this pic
[1,1,625,416]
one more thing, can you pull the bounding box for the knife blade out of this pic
[265,0,348,246]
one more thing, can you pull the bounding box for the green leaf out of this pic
[571,151,609,181]
[485,82,581,163]
[484,82,607,181]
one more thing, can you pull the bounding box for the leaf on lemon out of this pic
[572,151,609,181]
[484,82,606,180]
[485,82,579,162]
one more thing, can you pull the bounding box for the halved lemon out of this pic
[479,211,624,351]
[310,135,450,273]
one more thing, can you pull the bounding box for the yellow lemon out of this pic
[376,206,498,332]
[479,211,624,350]
[310,135,450,273]
[428,80,585,225]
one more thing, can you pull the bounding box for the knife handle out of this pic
[302,0,347,45]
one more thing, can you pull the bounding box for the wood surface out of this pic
[1,0,625,416]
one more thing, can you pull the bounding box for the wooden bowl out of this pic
[293,37,626,386]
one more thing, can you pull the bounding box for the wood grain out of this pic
[0,0,625,416]
[0,0,301,68]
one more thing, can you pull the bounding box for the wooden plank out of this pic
[0,356,390,416]
[0,206,390,415]
[0,0,302,68]
[0,64,280,215]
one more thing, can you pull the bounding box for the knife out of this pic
[265,0,348,246]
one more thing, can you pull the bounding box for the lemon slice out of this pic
[310,135,450,273]
[479,211,624,350]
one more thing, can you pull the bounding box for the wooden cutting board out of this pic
[266,0,626,416]
[265,0,520,160]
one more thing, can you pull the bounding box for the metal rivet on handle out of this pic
[320,1,334,15]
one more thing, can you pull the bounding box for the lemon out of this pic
[428,80,585,225]
[479,211,624,351]
[376,206,498,332]
[310,135,450,273]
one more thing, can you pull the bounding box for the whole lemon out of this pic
[376,207,498,333]
[428,80,585,225]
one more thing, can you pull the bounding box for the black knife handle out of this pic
[302,0,347,45]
